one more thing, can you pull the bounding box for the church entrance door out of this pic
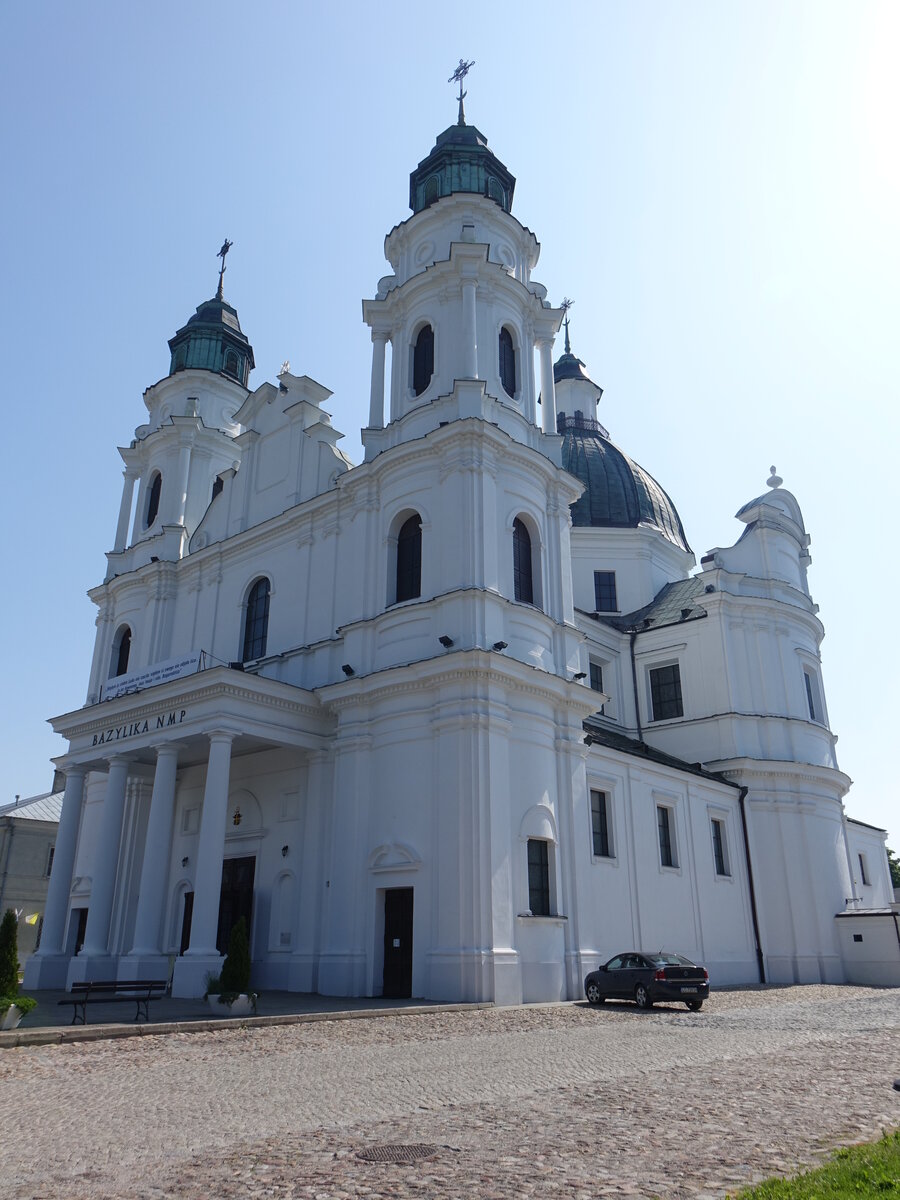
[216,856,255,955]
[382,887,413,999]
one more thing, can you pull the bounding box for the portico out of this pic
[24,667,332,996]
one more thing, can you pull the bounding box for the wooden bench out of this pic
[58,979,168,1025]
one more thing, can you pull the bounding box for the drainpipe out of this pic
[737,786,766,983]
[629,629,643,743]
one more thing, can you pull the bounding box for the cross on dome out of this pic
[216,238,233,300]
[448,58,475,125]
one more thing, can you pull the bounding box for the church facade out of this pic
[25,103,892,1003]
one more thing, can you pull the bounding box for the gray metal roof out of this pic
[0,791,63,823]
[592,576,709,633]
[583,720,737,786]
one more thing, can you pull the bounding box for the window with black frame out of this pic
[242,578,270,662]
[513,518,533,604]
[591,789,612,858]
[657,805,676,868]
[649,663,683,721]
[593,570,617,612]
[395,515,422,602]
[412,325,434,396]
[527,838,550,916]
[499,327,516,398]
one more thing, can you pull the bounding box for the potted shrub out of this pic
[205,917,256,1016]
[0,909,38,1030]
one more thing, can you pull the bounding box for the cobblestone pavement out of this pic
[2,985,899,1199]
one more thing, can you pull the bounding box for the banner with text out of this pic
[100,652,202,701]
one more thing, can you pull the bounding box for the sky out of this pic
[1,1,897,849]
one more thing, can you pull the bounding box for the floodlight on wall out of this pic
[341,664,355,676]
[181,856,189,868]
[438,635,454,648]
[573,672,587,681]
[492,641,508,652]
[281,845,289,858]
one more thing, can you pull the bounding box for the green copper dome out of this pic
[167,295,255,386]
[410,121,516,214]
[561,421,691,553]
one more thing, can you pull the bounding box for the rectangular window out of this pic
[803,669,819,722]
[527,839,551,916]
[590,789,613,858]
[649,663,683,721]
[711,818,730,876]
[858,853,869,886]
[46,844,55,877]
[593,570,618,612]
[657,805,676,868]
[589,660,603,693]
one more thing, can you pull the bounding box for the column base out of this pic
[171,953,222,999]
[119,953,172,984]
[23,953,71,991]
[67,953,119,989]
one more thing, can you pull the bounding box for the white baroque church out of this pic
[25,98,894,1003]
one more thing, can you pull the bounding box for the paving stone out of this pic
[1,986,898,1199]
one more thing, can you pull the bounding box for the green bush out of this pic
[219,917,251,994]
[0,910,20,997]
[0,994,37,1017]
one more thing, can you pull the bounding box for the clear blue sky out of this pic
[2,2,897,848]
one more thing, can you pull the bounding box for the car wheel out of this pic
[634,983,653,1010]
[686,1000,703,1012]
[585,981,605,1005]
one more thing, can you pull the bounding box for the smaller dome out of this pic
[409,122,516,214]
[167,295,255,385]
[561,424,691,553]
[554,351,601,388]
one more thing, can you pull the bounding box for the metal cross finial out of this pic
[560,297,574,354]
[449,58,475,125]
[216,238,233,299]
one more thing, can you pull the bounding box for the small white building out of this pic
[25,100,894,1003]
[0,791,62,966]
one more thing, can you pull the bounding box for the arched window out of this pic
[499,327,517,398]
[242,577,270,662]
[412,324,434,397]
[488,177,504,206]
[423,177,439,207]
[396,515,422,602]
[513,518,533,604]
[224,350,239,378]
[111,626,131,678]
[173,345,187,371]
[145,472,162,528]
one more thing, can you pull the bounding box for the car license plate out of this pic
[681,986,698,994]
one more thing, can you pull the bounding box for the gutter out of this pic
[628,629,643,743]
[738,786,766,983]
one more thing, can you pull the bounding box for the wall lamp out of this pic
[341,664,355,676]
[492,641,508,652]
[573,672,587,681]
[181,856,189,868]
[438,635,454,648]
[281,845,289,858]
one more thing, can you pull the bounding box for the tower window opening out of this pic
[224,349,239,378]
[512,518,534,605]
[111,626,132,678]
[499,327,517,398]
[423,177,439,207]
[145,472,162,528]
[242,577,271,662]
[396,514,422,603]
[412,324,434,397]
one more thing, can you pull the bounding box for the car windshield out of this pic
[648,953,695,966]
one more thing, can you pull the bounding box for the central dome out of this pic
[560,419,691,553]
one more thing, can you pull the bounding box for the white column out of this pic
[129,745,180,956]
[174,444,192,527]
[538,338,557,434]
[80,756,130,956]
[113,471,137,552]
[368,332,388,428]
[462,279,478,378]
[33,768,86,955]
[185,732,234,957]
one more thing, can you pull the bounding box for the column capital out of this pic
[206,730,236,747]
[154,741,184,759]
[105,753,134,769]
[370,328,390,344]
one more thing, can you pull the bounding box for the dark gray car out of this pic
[584,951,709,1011]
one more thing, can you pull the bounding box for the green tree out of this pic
[887,847,900,889]
[219,917,251,994]
[0,909,20,997]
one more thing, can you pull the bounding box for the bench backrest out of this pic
[70,979,168,996]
